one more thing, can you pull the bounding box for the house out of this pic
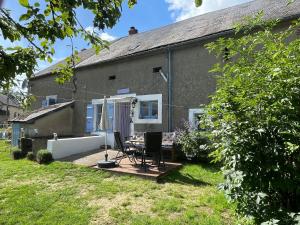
[18,0,300,148]
[10,101,74,149]
[0,94,22,123]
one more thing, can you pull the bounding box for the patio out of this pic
[59,149,182,181]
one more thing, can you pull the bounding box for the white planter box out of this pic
[47,135,105,159]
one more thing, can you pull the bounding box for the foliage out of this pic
[36,149,53,164]
[12,149,24,160]
[26,151,35,161]
[205,13,300,224]
[176,122,212,162]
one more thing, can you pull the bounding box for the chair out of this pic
[114,132,137,165]
[142,132,165,171]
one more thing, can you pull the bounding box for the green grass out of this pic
[0,141,251,225]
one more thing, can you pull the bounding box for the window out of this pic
[43,95,57,107]
[189,108,204,129]
[139,101,158,119]
[134,94,162,124]
[94,103,114,132]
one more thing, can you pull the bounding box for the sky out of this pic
[1,0,252,72]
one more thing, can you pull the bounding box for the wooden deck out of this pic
[59,149,182,181]
[95,157,182,180]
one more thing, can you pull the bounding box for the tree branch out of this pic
[0,8,46,54]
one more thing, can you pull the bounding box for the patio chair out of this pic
[114,132,137,165]
[142,132,165,171]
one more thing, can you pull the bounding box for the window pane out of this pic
[95,103,114,132]
[139,101,158,119]
[95,104,102,131]
[139,102,149,119]
[48,98,56,105]
[151,101,158,118]
[107,103,114,132]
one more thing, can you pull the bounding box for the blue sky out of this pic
[1,0,251,71]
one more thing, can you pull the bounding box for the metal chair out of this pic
[114,132,137,165]
[142,132,165,171]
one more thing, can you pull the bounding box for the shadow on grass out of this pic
[159,169,212,186]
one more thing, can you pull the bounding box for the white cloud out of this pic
[165,0,251,21]
[99,32,117,42]
[85,26,117,42]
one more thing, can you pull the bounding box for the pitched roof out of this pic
[10,101,74,123]
[0,94,20,108]
[32,0,300,78]
[33,48,95,78]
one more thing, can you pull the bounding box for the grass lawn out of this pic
[0,141,249,225]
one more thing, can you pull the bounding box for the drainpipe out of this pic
[167,48,173,132]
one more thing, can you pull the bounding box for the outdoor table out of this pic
[125,139,173,169]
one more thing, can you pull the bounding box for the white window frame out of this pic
[91,94,137,134]
[91,99,113,133]
[189,108,204,128]
[134,94,162,124]
[46,95,57,106]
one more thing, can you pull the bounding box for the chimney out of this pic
[129,26,138,35]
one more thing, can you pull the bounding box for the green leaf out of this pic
[47,56,53,63]
[195,0,203,7]
[19,14,30,21]
[19,0,29,7]
[65,27,73,36]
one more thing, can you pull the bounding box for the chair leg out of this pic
[158,151,165,168]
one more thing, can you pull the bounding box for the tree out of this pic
[205,14,300,224]
[0,0,138,89]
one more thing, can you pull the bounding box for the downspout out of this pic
[167,47,173,132]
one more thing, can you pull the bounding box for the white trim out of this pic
[189,108,204,128]
[134,94,162,124]
[46,95,57,106]
[92,94,136,105]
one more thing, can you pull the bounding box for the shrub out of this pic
[176,122,212,162]
[205,14,300,224]
[26,152,35,161]
[12,149,25,160]
[36,150,53,164]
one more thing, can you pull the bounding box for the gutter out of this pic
[167,47,172,132]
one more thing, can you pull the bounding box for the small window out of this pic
[189,108,204,129]
[48,98,57,105]
[45,95,57,106]
[153,67,162,73]
[109,75,116,80]
[139,101,158,119]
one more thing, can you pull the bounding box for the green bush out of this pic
[205,15,300,224]
[36,150,53,164]
[176,122,212,162]
[12,149,25,160]
[26,152,35,161]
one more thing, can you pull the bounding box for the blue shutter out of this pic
[108,103,114,132]
[12,123,20,146]
[42,100,47,108]
[85,104,94,133]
